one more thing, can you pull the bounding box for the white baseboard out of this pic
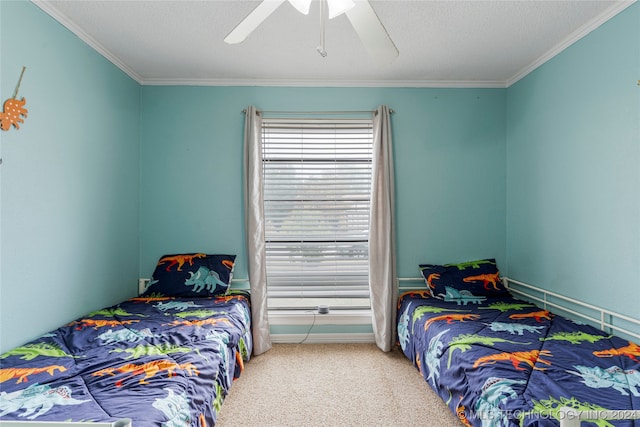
[270,332,375,344]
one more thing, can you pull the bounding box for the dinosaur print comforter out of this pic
[397,292,640,427]
[0,291,252,426]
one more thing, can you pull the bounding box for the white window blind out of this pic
[262,117,373,311]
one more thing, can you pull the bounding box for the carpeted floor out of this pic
[216,343,461,426]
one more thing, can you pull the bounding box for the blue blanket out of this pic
[397,291,640,427]
[0,291,252,426]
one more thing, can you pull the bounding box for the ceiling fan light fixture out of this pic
[288,0,312,14]
[327,0,355,19]
[225,0,397,65]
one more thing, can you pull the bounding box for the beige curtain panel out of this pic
[369,105,397,352]
[243,105,272,356]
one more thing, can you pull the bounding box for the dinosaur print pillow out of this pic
[141,253,236,297]
[419,258,510,303]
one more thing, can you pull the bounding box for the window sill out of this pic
[268,309,372,326]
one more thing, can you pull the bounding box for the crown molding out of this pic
[140,77,507,88]
[506,0,636,87]
[31,0,143,84]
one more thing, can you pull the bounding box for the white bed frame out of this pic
[503,277,640,342]
[397,276,640,427]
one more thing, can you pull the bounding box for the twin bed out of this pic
[398,259,640,427]
[0,253,252,426]
[2,254,639,427]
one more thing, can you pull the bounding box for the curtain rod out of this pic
[242,108,394,115]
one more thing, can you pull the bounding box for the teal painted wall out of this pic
[139,86,506,337]
[139,86,506,282]
[506,4,640,319]
[2,0,636,352]
[0,1,140,353]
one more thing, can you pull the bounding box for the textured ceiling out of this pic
[34,0,633,87]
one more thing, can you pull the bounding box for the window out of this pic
[262,118,373,312]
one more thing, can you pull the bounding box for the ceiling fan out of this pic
[224,0,399,65]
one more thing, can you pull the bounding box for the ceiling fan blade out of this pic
[224,0,286,44]
[288,0,312,15]
[345,1,398,65]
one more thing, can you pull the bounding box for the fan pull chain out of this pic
[317,0,327,57]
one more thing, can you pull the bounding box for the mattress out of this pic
[0,291,252,426]
[397,291,640,427]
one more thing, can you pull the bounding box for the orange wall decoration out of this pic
[0,66,28,131]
